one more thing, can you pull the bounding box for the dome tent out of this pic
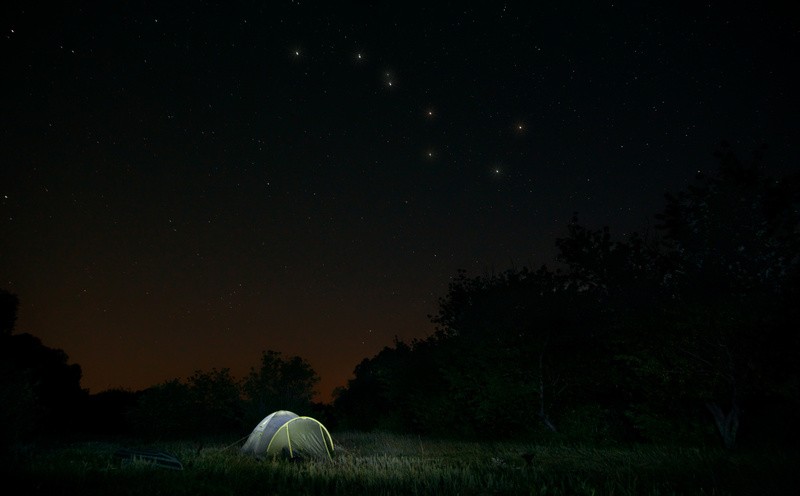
[240,410,298,455]
[240,410,334,460]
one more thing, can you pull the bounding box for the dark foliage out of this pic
[0,292,86,445]
[127,351,320,439]
[3,145,798,450]
[334,146,800,448]
[241,350,320,426]
[1,289,322,441]
[79,389,141,437]
[0,289,18,337]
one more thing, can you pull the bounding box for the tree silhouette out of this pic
[129,379,195,438]
[0,290,85,443]
[332,342,414,432]
[333,145,799,448]
[0,289,18,336]
[650,144,800,448]
[242,350,319,425]
[187,367,242,433]
[430,268,583,434]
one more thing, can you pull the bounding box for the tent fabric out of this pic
[266,417,334,460]
[241,411,334,460]
[240,410,298,456]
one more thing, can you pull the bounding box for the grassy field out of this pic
[2,431,797,495]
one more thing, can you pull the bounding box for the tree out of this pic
[80,388,140,437]
[242,350,319,425]
[332,342,412,432]
[651,145,800,448]
[187,367,243,433]
[330,145,798,447]
[0,289,18,336]
[0,358,38,444]
[428,266,611,437]
[554,216,676,442]
[333,338,451,434]
[0,290,85,443]
[127,369,243,438]
[130,379,195,438]
[334,264,624,439]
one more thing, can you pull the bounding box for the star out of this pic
[383,71,395,88]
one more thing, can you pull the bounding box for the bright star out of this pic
[383,70,395,88]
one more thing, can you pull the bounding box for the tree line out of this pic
[2,144,798,449]
[0,301,322,443]
[332,145,800,449]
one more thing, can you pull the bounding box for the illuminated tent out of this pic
[240,410,334,460]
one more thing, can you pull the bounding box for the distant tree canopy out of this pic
[128,368,244,438]
[242,350,320,425]
[644,144,800,448]
[0,290,85,445]
[0,289,19,336]
[0,288,322,441]
[3,145,798,449]
[334,145,800,448]
[126,350,320,439]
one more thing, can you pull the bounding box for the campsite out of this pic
[3,3,799,487]
[3,151,800,494]
[4,431,797,495]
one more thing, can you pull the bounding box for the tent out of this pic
[240,410,334,460]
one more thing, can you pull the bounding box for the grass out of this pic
[2,431,797,495]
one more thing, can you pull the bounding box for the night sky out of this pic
[2,2,797,401]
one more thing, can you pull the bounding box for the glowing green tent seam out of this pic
[264,416,333,459]
[320,424,331,458]
[287,422,293,457]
